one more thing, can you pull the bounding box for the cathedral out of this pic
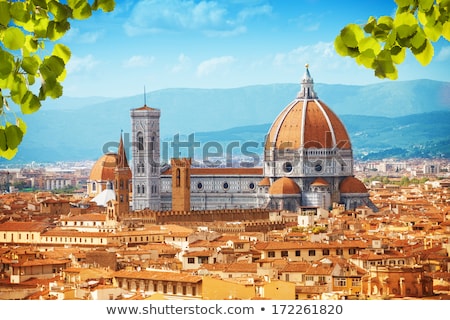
[87,66,373,215]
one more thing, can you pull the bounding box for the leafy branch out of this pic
[334,0,450,79]
[0,0,115,160]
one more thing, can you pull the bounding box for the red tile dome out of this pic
[265,66,351,151]
[268,177,301,195]
[89,152,131,181]
[339,176,367,193]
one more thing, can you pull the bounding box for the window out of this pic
[281,250,288,257]
[198,256,208,264]
[322,249,330,256]
[349,248,357,254]
[268,251,275,258]
[308,249,316,256]
[187,258,195,264]
[352,278,361,286]
[295,250,301,257]
[336,249,343,256]
[334,278,347,287]
[283,162,293,173]
[137,133,144,151]
[176,169,181,187]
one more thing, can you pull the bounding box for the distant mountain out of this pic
[2,80,449,164]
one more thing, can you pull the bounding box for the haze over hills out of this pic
[3,79,449,165]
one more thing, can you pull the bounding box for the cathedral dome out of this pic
[265,65,351,151]
[268,177,301,195]
[339,176,367,193]
[89,152,131,181]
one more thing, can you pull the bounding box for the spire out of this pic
[117,131,129,169]
[297,63,318,99]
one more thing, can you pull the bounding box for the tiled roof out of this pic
[0,221,48,232]
[113,270,202,283]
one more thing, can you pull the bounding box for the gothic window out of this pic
[120,179,124,189]
[137,185,140,194]
[137,132,144,151]
[150,136,155,152]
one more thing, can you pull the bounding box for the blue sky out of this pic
[61,0,450,97]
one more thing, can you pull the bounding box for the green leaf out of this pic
[10,2,30,24]
[423,21,443,42]
[0,147,18,160]
[32,0,49,10]
[3,27,26,51]
[394,12,419,39]
[10,75,29,105]
[411,28,427,49]
[40,55,65,83]
[0,2,11,27]
[0,128,7,152]
[48,0,72,22]
[374,50,398,80]
[395,0,414,9]
[412,39,434,66]
[364,16,377,34]
[340,24,365,48]
[47,20,71,41]
[334,35,359,57]
[356,36,381,68]
[378,16,394,30]
[17,118,27,136]
[5,124,23,150]
[419,0,434,13]
[24,35,39,54]
[52,43,71,64]
[390,46,406,64]
[22,55,41,75]
[442,21,450,41]
[20,91,42,114]
[68,0,92,20]
[0,48,15,79]
[34,17,50,38]
[93,0,115,12]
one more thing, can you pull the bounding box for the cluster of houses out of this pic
[0,178,449,300]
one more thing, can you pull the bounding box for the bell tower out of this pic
[171,158,191,212]
[130,104,161,211]
[114,133,131,218]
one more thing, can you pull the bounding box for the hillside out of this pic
[3,79,449,164]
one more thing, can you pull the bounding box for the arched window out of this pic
[137,132,144,151]
[137,185,140,194]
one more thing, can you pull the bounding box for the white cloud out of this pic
[66,28,103,44]
[435,46,450,62]
[171,54,192,73]
[66,55,99,73]
[196,56,235,77]
[124,0,271,36]
[272,42,338,68]
[123,55,155,68]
